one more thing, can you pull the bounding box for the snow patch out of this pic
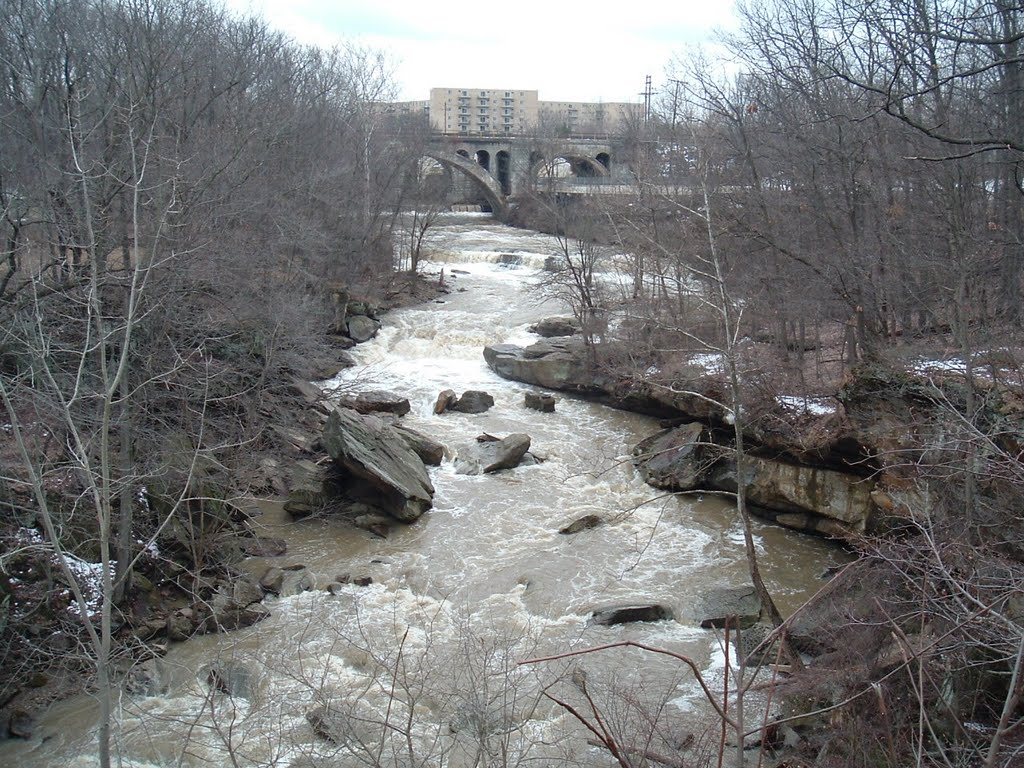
[915,358,967,374]
[688,353,724,373]
[777,395,837,416]
[13,527,111,618]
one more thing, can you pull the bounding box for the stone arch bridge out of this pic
[425,135,625,217]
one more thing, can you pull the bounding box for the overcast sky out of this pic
[223,0,739,103]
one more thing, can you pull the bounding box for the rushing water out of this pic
[4,213,849,767]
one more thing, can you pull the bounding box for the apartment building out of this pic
[425,87,637,135]
[385,99,430,119]
[538,100,638,135]
[429,88,539,134]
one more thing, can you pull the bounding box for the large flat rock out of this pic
[483,339,593,391]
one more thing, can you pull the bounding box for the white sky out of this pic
[223,0,739,103]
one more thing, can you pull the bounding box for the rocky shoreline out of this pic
[482,328,1009,546]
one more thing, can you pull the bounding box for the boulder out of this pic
[259,566,285,594]
[454,433,532,475]
[278,566,315,597]
[7,709,33,739]
[524,391,556,412]
[347,300,378,319]
[590,604,675,626]
[393,425,445,466]
[231,576,264,608]
[332,573,373,588]
[434,389,458,414]
[483,339,594,392]
[326,333,356,350]
[559,514,604,535]
[529,316,581,338]
[346,315,381,343]
[283,460,325,519]
[238,536,287,558]
[167,609,194,641]
[344,390,411,417]
[321,407,434,522]
[288,377,329,406]
[697,586,762,630]
[451,390,495,414]
[256,457,290,496]
[188,580,271,637]
[632,422,711,491]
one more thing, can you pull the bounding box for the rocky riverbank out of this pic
[0,275,448,740]
[483,330,1022,544]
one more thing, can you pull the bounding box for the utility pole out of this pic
[640,74,655,124]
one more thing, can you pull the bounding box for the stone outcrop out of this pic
[709,457,877,537]
[321,407,434,522]
[633,422,877,539]
[483,339,595,392]
[454,433,532,475]
[486,339,881,540]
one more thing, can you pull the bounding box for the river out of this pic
[4,213,847,767]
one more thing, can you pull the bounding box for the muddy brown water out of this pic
[1,213,849,767]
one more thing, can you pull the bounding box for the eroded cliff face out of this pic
[631,421,878,539]
[486,340,1024,543]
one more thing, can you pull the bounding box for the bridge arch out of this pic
[423,149,507,216]
[530,152,611,183]
[564,154,610,177]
